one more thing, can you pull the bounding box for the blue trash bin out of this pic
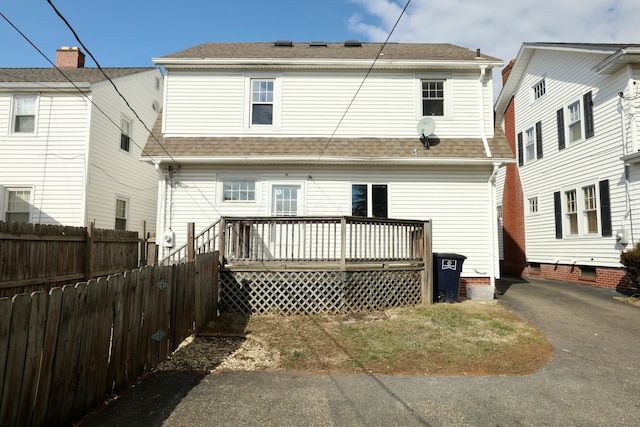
[433,253,466,303]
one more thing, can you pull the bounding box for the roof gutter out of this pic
[592,47,640,74]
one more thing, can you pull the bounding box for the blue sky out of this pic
[2,0,639,94]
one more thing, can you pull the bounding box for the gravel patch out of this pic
[155,334,281,373]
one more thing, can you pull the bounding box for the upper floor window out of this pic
[120,117,132,152]
[421,80,444,116]
[251,79,274,125]
[4,189,32,223]
[115,198,128,230]
[528,196,539,215]
[517,121,543,166]
[223,180,256,202]
[352,184,388,218]
[13,94,37,133]
[532,79,546,100]
[557,91,594,150]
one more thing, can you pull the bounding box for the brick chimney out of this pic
[56,46,85,68]
[501,59,516,85]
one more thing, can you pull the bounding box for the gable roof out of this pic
[154,42,503,70]
[142,114,514,167]
[0,67,157,87]
[495,42,640,121]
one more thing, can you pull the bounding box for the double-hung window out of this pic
[554,180,611,238]
[251,79,274,125]
[5,189,31,222]
[557,91,594,149]
[532,79,546,100]
[351,184,388,218]
[13,94,37,133]
[517,122,543,165]
[223,180,256,202]
[115,198,127,230]
[120,117,132,152]
[421,80,444,116]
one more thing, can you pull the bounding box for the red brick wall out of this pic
[524,263,633,292]
[56,47,85,68]
[500,94,527,276]
[459,277,491,297]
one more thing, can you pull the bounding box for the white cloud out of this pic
[349,0,640,94]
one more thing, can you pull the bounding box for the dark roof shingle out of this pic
[0,67,156,84]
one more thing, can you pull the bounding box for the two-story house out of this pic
[144,41,513,289]
[0,47,163,235]
[495,42,640,291]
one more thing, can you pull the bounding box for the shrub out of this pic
[620,243,640,287]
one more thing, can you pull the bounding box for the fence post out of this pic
[422,220,433,305]
[187,222,195,261]
[140,220,147,267]
[86,222,95,280]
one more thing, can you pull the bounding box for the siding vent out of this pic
[344,40,362,47]
[274,40,293,47]
[309,41,327,47]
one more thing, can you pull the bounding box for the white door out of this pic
[271,185,301,259]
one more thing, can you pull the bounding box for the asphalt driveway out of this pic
[81,277,640,426]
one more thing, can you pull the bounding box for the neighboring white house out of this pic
[144,41,513,288]
[0,47,163,235]
[495,42,640,291]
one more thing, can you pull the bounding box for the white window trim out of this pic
[2,186,34,223]
[10,93,39,135]
[532,78,546,101]
[564,98,584,145]
[519,123,540,164]
[526,195,539,216]
[244,73,282,130]
[115,196,129,231]
[219,176,260,204]
[415,73,452,120]
[120,115,133,152]
[561,182,601,238]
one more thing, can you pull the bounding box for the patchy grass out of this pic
[206,302,552,376]
[615,295,640,307]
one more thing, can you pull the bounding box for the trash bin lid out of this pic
[433,253,467,260]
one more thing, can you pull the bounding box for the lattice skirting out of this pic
[220,269,423,314]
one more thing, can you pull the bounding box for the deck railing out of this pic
[160,219,221,265]
[220,216,429,267]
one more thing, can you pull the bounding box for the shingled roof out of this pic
[0,67,156,84]
[155,42,501,63]
[142,114,514,165]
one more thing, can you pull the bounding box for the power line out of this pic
[46,0,179,165]
[317,0,412,160]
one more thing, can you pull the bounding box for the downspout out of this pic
[479,65,497,290]
[156,163,168,258]
[620,71,636,245]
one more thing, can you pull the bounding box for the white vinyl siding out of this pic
[511,48,629,267]
[160,165,495,278]
[163,70,495,139]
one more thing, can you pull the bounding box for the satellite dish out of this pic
[417,117,436,138]
[416,117,436,149]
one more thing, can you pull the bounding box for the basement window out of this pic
[580,265,596,278]
[528,262,541,273]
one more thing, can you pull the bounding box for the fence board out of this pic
[46,284,77,424]
[0,298,11,412]
[16,291,47,427]
[0,293,31,427]
[72,280,98,422]
[89,278,110,410]
[31,287,62,427]
[59,282,88,425]
[107,274,126,393]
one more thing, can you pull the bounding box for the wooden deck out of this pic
[162,216,433,313]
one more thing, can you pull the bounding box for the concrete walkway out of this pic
[82,278,640,426]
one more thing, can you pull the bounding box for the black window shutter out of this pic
[517,132,524,166]
[535,121,543,159]
[599,179,612,237]
[554,191,563,239]
[584,91,594,139]
[556,108,565,150]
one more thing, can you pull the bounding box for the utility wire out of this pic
[317,0,412,159]
[46,0,179,165]
[0,12,162,165]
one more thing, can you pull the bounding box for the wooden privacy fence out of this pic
[0,252,218,427]
[0,221,154,298]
